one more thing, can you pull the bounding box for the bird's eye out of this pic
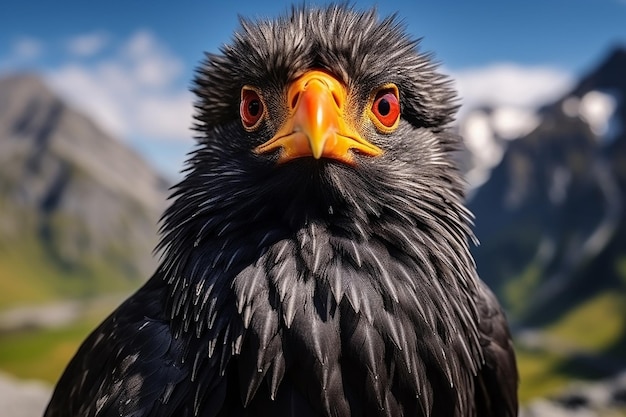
[368,84,400,132]
[240,87,265,130]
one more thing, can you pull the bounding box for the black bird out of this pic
[45,5,518,417]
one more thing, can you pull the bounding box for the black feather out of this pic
[45,5,517,417]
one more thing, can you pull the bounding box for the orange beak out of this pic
[254,70,382,165]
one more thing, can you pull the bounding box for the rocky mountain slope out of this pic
[0,74,170,307]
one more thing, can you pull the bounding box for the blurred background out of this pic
[1,1,625,416]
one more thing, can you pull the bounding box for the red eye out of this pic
[241,87,264,130]
[370,87,400,131]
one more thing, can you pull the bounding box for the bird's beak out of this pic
[254,70,382,165]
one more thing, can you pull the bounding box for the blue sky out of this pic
[1,1,625,179]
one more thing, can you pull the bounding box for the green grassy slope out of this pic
[516,289,626,403]
[0,298,121,383]
[0,233,141,310]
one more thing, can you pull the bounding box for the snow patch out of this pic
[561,96,581,118]
[461,110,501,188]
[451,63,568,189]
[562,90,621,141]
[461,107,541,190]
[491,107,541,140]
[580,90,618,136]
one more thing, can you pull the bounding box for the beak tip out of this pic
[310,140,325,159]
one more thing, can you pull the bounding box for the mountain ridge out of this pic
[469,46,626,321]
[0,73,170,307]
[467,45,626,402]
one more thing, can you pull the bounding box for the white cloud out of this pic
[135,92,194,139]
[122,31,183,88]
[451,63,573,115]
[67,32,109,57]
[48,64,128,137]
[12,37,42,61]
[46,30,193,142]
[0,37,43,73]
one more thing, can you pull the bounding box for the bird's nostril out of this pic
[291,92,301,110]
[331,91,342,109]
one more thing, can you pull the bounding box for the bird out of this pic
[44,5,518,417]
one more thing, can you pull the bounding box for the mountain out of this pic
[468,47,626,400]
[0,74,170,308]
[470,46,626,320]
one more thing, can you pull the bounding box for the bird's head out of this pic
[160,5,473,269]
